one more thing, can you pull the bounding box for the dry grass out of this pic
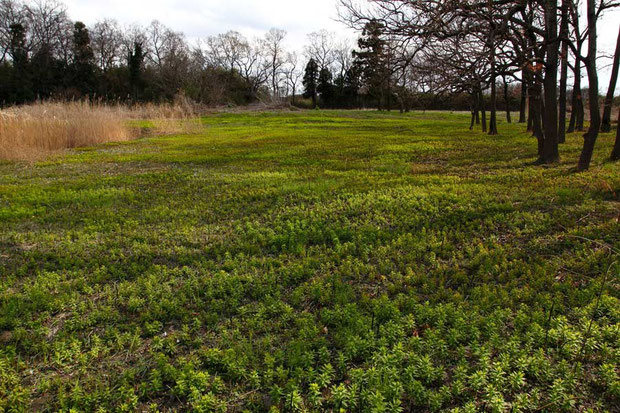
[0,102,132,161]
[0,99,201,161]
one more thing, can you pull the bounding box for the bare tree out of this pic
[305,30,336,71]
[237,37,270,100]
[24,0,69,58]
[283,52,302,104]
[146,20,168,69]
[0,0,24,64]
[264,28,287,98]
[558,0,570,143]
[567,0,586,133]
[121,24,147,63]
[601,27,620,133]
[575,0,614,170]
[333,39,353,80]
[204,31,248,73]
[91,19,122,72]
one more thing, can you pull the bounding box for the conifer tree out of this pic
[353,20,388,110]
[303,58,319,108]
[128,42,144,102]
[72,22,96,95]
[8,23,32,103]
[317,67,333,108]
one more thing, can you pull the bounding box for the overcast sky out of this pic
[62,0,619,90]
[62,0,356,48]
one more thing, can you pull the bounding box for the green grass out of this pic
[1,111,619,412]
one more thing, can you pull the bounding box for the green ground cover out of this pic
[0,111,619,412]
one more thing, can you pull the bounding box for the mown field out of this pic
[1,111,619,412]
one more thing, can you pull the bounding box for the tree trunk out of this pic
[470,93,477,130]
[601,28,620,133]
[488,11,498,136]
[577,0,601,171]
[526,69,534,131]
[531,80,545,161]
[611,108,620,160]
[542,0,560,163]
[503,76,512,123]
[489,79,498,135]
[568,4,584,134]
[480,89,487,133]
[558,0,569,143]
[519,76,527,123]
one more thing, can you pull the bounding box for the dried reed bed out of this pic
[0,99,201,161]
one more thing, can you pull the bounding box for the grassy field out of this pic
[0,111,619,412]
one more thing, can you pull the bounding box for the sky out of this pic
[62,0,357,49]
[62,0,619,90]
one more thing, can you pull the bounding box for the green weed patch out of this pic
[0,111,618,412]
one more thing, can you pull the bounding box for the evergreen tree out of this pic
[128,42,144,102]
[31,43,63,100]
[317,67,333,108]
[8,23,33,103]
[354,20,388,110]
[303,58,319,109]
[343,63,362,108]
[72,22,96,96]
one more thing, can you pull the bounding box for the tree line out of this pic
[1,0,549,112]
[0,0,352,106]
[339,0,620,170]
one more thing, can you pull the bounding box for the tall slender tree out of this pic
[558,0,570,143]
[8,22,32,103]
[542,0,560,163]
[577,0,602,171]
[303,58,319,108]
[128,41,144,102]
[317,67,334,108]
[354,20,388,110]
[72,21,95,95]
[601,27,620,133]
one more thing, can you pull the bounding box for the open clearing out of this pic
[1,111,619,412]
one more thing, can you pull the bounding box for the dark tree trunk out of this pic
[567,76,579,133]
[531,80,545,161]
[519,81,527,123]
[470,93,477,130]
[489,79,498,135]
[542,0,560,163]
[386,77,392,111]
[576,89,585,131]
[568,4,584,134]
[488,10,498,136]
[525,69,534,131]
[480,89,487,133]
[558,0,569,143]
[601,28,620,133]
[577,0,601,171]
[611,108,620,160]
[503,76,512,123]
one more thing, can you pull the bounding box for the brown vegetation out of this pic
[0,100,200,161]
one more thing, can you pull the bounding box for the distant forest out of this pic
[1,0,535,111]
